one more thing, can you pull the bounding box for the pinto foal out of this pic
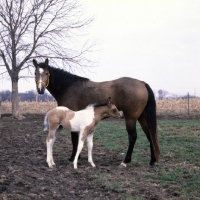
[43,97,123,169]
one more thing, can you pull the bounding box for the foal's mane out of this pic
[93,103,108,107]
[38,62,89,92]
[86,103,107,109]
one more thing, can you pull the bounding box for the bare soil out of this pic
[0,114,191,200]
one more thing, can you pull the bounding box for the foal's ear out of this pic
[33,59,37,68]
[107,97,112,107]
[45,58,49,66]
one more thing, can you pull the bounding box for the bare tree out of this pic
[158,89,169,100]
[0,0,92,119]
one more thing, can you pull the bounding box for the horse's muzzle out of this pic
[37,86,45,94]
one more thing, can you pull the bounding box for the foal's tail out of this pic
[43,111,49,131]
[145,83,160,162]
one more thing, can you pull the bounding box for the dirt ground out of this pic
[0,114,192,200]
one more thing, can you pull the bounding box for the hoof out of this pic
[149,161,155,167]
[48,165,54,168]
[119,162,127,168]
[91,164,96,168]
[67,162,74,168]
[52,162,56,166]
[68,155,81,162]
[73,165,78,169]
[68,157,74,162]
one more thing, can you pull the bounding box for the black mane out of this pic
[86,103,107,109]
[38,62,89,92]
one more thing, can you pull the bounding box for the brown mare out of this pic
[33,58,160,167]
[44,97,123,169]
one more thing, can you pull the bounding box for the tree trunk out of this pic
[11,80,24,119]
[12,80,19,116]
[0,92,2,119]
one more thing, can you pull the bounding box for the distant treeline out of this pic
[1,90,55,102]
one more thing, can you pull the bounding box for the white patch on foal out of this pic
[56,106,69,111]
[69,107,95,169]
[69,106,94,132]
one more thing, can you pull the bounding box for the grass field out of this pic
[92,119,200,199]
[1,100,200,199]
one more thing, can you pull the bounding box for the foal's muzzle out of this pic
[119,111,124,119]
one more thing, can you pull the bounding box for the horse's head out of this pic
[33,58,50,94]
[106,97,123,119]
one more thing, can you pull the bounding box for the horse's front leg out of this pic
[120,121,137,167]
[69,132,79,162]
[73,130,86,169]
[87,133,95,167]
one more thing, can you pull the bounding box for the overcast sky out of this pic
[1,0,200,96]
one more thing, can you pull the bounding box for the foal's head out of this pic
[95,97,123,119]
[33,58,50,94]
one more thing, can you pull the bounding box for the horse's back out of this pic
[110,77,148,116]
[58,77,149,118]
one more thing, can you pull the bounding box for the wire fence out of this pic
[1,94,200,117]
[156,97,200,116]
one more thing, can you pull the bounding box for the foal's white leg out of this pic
[47,126,62,168]
[73,131,85,169]
[47,138,54,168]
[87,133,95,167]
[50,136,56,166]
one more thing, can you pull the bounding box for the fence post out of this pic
[188,92,189,115]
[0,92,2,119]
[36,92,38,114]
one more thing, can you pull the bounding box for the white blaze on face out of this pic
[69,107,95,132]
[38,68,44,91]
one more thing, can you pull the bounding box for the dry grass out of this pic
[1,98,200,115]
[156,98,200,115]
[1,101,57,114]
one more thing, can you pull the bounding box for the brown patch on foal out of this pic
[80,106,111,142]
[47,108,75,140]
[61,109,75,129]
[81,119,97,141]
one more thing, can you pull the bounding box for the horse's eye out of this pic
[46,72,48,75]
[113,109,117,113]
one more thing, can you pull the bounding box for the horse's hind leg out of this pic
[47,131,55,168]
[47,125,62,168]
[51,126,63,166]
[138,113,156,166]
[121,119,137,167]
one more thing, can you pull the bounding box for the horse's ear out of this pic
[33,59,37,68]
[45,58,49,66]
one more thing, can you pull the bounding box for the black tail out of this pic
[145,83,160,161]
